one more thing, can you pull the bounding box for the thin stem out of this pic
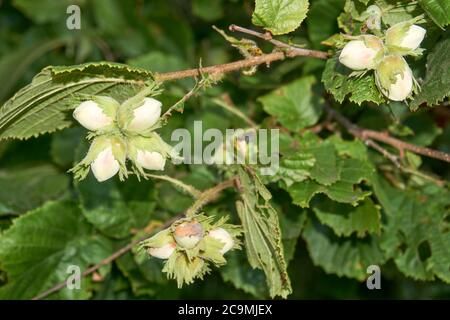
[32,214,181,300]
[229,24,329,59]
[160,75,210,121]
[143,173,202,198]
[361,129,450,163]
[185,177,237,217]
[211,96,258,128]
[370,140,444,185]
[401,167,445,186]
[324,104,450,164]
[364,139,401,168]
[92,37,115,61]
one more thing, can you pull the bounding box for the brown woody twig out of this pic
[185,176,237,217]
[324,104,450,164]
[228,24,328,59]
[155,25,328,82]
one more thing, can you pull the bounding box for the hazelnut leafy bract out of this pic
[140,214,242,288]
[338,15,425,102]
[70,83,180,182]
[322,3,431,107]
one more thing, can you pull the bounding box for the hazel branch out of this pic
[160,73,214,121]
[228,24,329,59]
[154,25,328,82]
[155,52,286,81]
[185,176,238,217]
[364,139,401,168]
[324,104,450,164]
[31,214,182,301]
[31,176,238,300]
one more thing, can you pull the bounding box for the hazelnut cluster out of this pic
[70,89,179,182]
[140,215,241,287]
[339,7,426,101]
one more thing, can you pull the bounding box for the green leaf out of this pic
[220,251,269,298]
[76,174,156,239]
[265,152,315,186]
[388,123,415,138]
[13,0,73,24]
[327,135,369,160]
[402,113,442,147]
[337,0,366,34]
[287,158,374,207]
[339,0,422,29]
[307,0,345,46]
[0,62,153,140]
[410,35,450,109]
[419,0,450,28]
[377,1,423,26]
[302,217,386,280]
[236,167,292,298]
[275,134,373,208]
[116,252,158,297]
[127,52,187,73]
[133,241,171,286]
[373,176,450,283]
[259,76,323,131]
[116,213,177,297]
[313,198,381,237]
[50,127,84,168]
[269,133,340,186]
[192,0,224,21]
[307,141,339,185]
[116,246,176,298]
[0,38,64,103]
[322,55,385,105]
[279,209,307,262]
[91,0,128,35]
[252,0,309,35]
[0,201,114,299]
[0,164,69,215]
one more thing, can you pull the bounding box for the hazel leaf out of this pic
[252,0,309,35]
